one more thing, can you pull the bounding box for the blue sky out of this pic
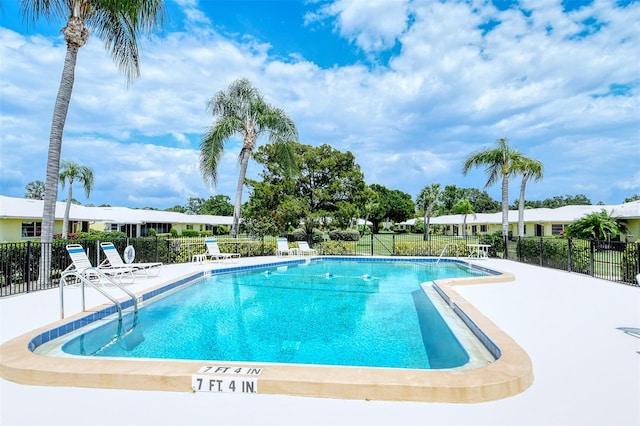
[0,0,638,210]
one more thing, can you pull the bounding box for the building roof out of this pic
[0,195,233,226]
[399,200,640,226]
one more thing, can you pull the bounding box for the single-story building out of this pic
[0,195,233,242]
[395,201,640,242]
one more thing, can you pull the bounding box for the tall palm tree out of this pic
[59,160,94,239]
[21,0,165,280]
[462,138,524,237]
[452,198,475,237]
[200,78,299,237]
[512,156,544,237]
[416,183,441,240]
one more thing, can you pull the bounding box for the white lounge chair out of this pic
[297,241,318,256]
[65,244,135,284]
[197,237,240,262]
[100,242,162,277]
[276,238,298,256]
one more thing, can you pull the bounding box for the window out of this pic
[480,224,487,233]
[22,222,41,237]
[551,224,565,235]
[471,225,477,234]
[141,222,171,236]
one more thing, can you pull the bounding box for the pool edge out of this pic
[0,259,534,403]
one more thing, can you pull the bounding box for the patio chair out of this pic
[276,238,298,256]
[65,244,135,284]
[196,237,240,262]
[100,242,162,277]
[297,241,318,256]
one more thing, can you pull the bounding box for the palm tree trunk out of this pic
[518,177,528,237]
[232,149,251,237]
[422,211,428,240]
[39,44,79,284]
[501,174,509,237]
[62,183,73,239]
[462,215,467,237]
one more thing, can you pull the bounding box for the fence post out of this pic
[567,238,573,273]
[26,240,32,293]
[589,239,595,276]
[539,237,543,267]
[636,243,640,282]
[370,233,373,256]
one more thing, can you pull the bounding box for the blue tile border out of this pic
[432,282,502,360]
[28,271,207,353]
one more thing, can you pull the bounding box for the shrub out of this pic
[181,229,200,237]
[328,230,360,241]
[288,229,307,241]
[621,243,639,283]
[479,233,504,257]
[394,240,467,257]
[315,240,357,255]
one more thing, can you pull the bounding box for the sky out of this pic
[0,0,638,210]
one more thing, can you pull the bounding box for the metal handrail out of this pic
[59,267,138,321]
[436,243,460,264]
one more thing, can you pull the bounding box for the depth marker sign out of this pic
[192,366,262,394]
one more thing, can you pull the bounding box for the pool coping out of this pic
[0,257,533,403]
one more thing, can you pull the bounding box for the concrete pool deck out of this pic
[1,257,639,425]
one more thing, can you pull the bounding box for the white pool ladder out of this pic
[436,243,460,264]
[59,267,138,321]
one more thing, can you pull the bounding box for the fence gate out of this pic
[355,234,396,256]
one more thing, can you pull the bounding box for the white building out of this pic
[395,201,640,242]
[0,195,233,241]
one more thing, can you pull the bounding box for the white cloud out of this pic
[0,0,638,209]
[323,0,410,52]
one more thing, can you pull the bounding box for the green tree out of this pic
[25,180,46,200]
[525,194,592,209]
[565,210,622,241]
[369,184,415,233]
[452,198,475,237]
[246,143,367,233]
[59,160,94,239]
[624,194,640,203]
[416,183,441,240]
[358,186,379,235]
[200,78,298,237]
[439,185,499,214]
[185,197,205,215]
[462,137,524,236]
[202,195,234,216]
[512,156,544,237]
[164,205,187,213]
[21,0,165,279]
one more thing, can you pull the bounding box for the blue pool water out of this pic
[62,259,488,370]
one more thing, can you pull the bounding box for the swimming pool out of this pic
[59,259,486,369]
[0,256,534,402]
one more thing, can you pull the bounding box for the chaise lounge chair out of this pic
[276,238,298,256]
[100,242,162,277]
[65,244,136,284]
[297,241,318,256]
[196,237,241,262]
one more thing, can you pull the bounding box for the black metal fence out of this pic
[1,234,638,297]
[505,236,640,286]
